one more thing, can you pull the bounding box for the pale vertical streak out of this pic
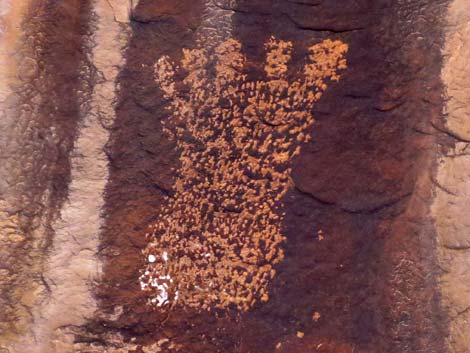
[0,0,36,346]
[0,0,29,201]
[433,1,470,352]
[4,1,127,352]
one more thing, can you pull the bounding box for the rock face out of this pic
[0,0,468,352]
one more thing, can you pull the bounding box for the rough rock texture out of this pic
[0,0,126,351]
[21,1,126,352]
[433,0,470,351]
[107,0,137,23]
[0,0,468,352]
[0,0,31,341]
[0,0,94,344]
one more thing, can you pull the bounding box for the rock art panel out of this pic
[140,37,348,311]
[0,0,458,352]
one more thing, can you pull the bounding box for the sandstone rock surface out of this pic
[0,0,468,352]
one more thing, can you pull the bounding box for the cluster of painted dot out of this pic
[140,37,348,311]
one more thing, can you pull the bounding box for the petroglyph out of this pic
[140,37,348,311]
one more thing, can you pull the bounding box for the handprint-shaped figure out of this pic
[140,37,348,311]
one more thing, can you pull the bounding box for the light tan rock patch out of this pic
[434,1,470,352]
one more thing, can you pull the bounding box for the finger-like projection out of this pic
[140,37,348,311]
